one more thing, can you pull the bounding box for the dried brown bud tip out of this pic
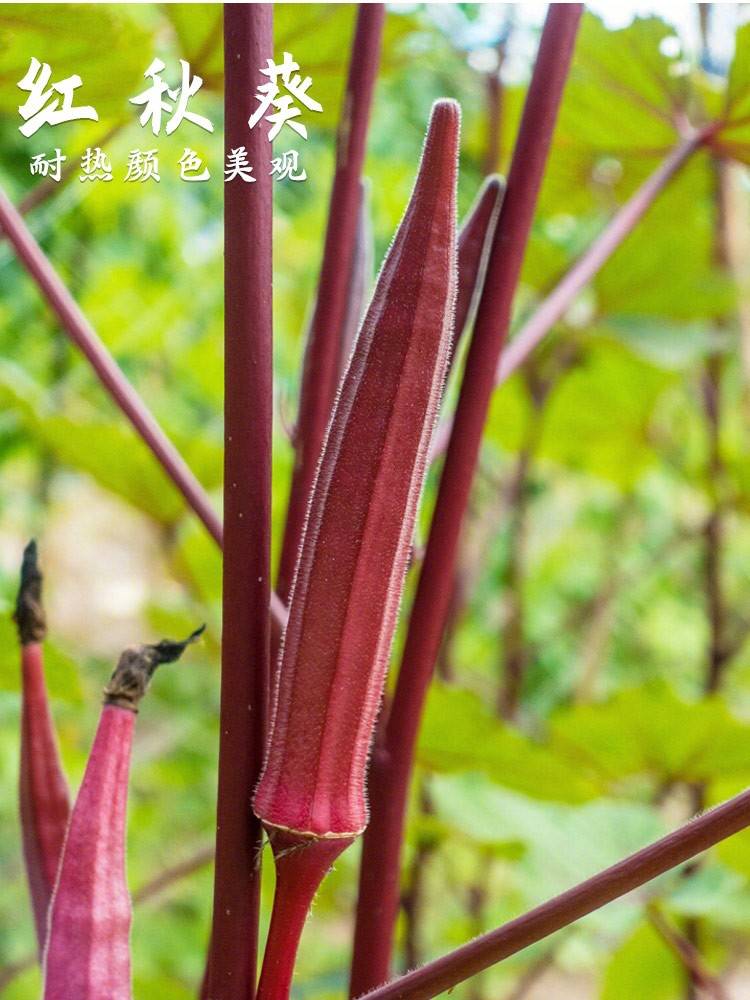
[103,625,205,711]
[14,540,46,646]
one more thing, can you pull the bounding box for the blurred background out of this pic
[3,3,750,997]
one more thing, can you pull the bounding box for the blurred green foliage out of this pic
[3,4,750,998]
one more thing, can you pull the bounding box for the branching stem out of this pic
[349,9,583,993]
[429,130,707,462]
[358,787,750,1000]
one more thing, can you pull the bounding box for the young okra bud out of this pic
[453,174,504,361]
[42,627,203,1000]
[253,99,460,1000]
[14,540,71,956]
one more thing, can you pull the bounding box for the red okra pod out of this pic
[338,175,502,412]
[42,628,202,1000]
[253,100,459,1000]
[254,99,460,841]
[452,174,504,363]
[15,540,70,956]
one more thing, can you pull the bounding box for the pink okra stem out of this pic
[43,629,202,1000]
[15,540,70,956]
[256,833,352,1000]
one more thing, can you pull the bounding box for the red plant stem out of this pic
[484,68,502,178]
[495,131,705,384]
[256,834,352,1000]
[19,641,70,955]
[15,540,70,957]
[428,130,706,462]
[349,8,582,994]
[647,905,727,1000]
[357,788,750,1000]
[276,3,385,605]
[0,165,286,632]
[0,185,222,551]
[204,7,273,999]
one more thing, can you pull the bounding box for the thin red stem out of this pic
[429,130,706,461]
[0,186,222,550]
[276,3,384,605]
[357,788,750,1000]
[204,7,273,999]
[256,834,352,1000]
[0,152,288,635]
[349,8,583,993]
[495,132,705,384]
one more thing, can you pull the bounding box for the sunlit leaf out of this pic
[419,684,601,803]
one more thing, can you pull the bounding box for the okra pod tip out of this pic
[103,624,205,712]
[14,539,46,646]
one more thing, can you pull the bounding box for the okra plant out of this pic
[6,3,750,1000]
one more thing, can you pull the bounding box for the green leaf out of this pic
[542,344,670,487]
[565,14,686,152]
[669,865,750,931]
[430,772,665,931]
[551,683,750,787]
[0,616,83,703]
[719,22,750,160]
[592,155,733,322]
[418,684,601,803]
[0,5,151,120]
[601,316,720,370]
[486,343,674,490]
[0,360,220,527]
[540,12,687,217]
[600,921,682,1000]
[430,772,663,859]
[162,5,223,86]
